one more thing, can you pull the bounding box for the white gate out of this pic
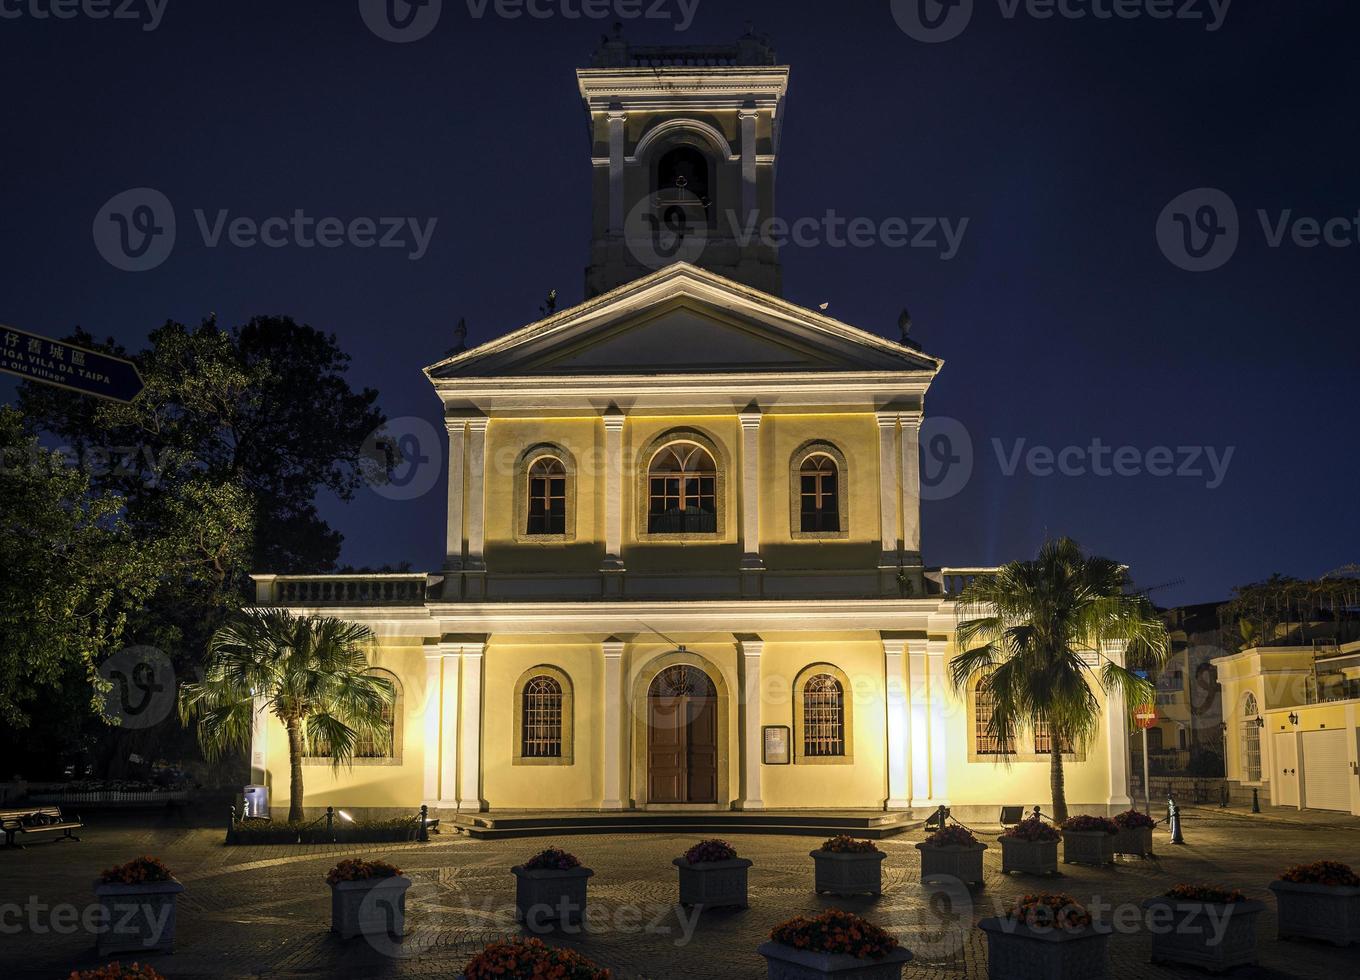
[1301,729,1351,812]
[1272,732,1299,807]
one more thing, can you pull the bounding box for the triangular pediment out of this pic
[426,264,939,380]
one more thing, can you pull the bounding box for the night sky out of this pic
[2,0,1356,607]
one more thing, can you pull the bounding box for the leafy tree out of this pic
[950,537,1169,821]
[180,610,393,821]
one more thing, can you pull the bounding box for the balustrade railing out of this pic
[253,574,435,606]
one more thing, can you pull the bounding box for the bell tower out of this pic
[577,27,790,297]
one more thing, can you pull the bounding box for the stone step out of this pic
[448,811,923,840]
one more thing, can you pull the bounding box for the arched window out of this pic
[1241,692,1261,781]
[513,666,574,766]
[801,674,845,758]
[648,443,717,534]
[973,682,1015,756]
[655,145,711,227]
[526,457,567,535]
[800,455,840,533]
[303,669,402,765]
[521,676,563,758]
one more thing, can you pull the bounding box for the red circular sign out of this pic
[1134,705,1158,729]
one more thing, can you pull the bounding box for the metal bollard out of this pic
[418,804,429,842]
[326,806,334,841]
[1251,787,1260,814]
[1168,797,1185,845]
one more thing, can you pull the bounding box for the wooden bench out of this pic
[1,806,83,848]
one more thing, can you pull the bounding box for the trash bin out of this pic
[243,784,269,818]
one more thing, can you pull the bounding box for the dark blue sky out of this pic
[2,0,1356,606]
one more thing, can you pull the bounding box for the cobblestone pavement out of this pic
[2,806,1357,978]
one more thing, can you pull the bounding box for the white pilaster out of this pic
[899,413,922,564]
[739,103,758,224]
[602,408,625,574]
[739,407,763,571]
[444,419,466,572]
[738,636,765,810]
[926,638,951,805]
[464,419,489,597]
[876,413,901,569]
[601,639,625,810]
[438,646,461,808]
[249,695,269,787]
[908,642,931,805]
[608,106,626,235]
[1102,641,1133,808]
[882,637,910,809]
[421,653,442,807]
[458,643,485,811]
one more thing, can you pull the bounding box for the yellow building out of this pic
[246,32,1132,823]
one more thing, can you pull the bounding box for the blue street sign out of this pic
[0,324,144,403]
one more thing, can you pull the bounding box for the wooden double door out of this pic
[646,665,718,804]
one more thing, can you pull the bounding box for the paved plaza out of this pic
[2,805,1357,978]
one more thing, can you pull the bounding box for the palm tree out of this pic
[180,610,394,822]
[949,538,1169,821]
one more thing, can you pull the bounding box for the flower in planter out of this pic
[463,937,610,979]
[1005,893,1093,932]
[68,964,166,980]
[325,858,403,886]
[924,825,978,847]
[682,839,738,864]
[1112,809,1157,829]
[1164,884,1247,903]
[1060,815,1118,834]
[1001,816,1061,842]
[1278,861,1360,887]
[522,847,583,871]
[770,909,901,959]
[819,834,879,853]
[98,857,174,885]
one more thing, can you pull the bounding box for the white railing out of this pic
[252,574,439,606]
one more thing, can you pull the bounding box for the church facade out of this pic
[246,34,1132,820]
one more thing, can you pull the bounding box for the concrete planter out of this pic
[673,857,752,908]
[976,917,1110,980]
[512,865,593,928]
[758,940,913,979]
[915,842,987,886]
[810,849,886,896]
[1141,897,1264,972]
[329,875,411,940]
[998,836,1059,876]
[1112,826,1154,858]
[1062,830,1114,867]
[92,878,184,955]
[1268,880,1360,946]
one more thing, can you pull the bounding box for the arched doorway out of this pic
[647,664,718,803]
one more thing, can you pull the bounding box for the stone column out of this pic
[458,642,486,811]
[876,413,901,591]
[926,638,951,805]
[464,418,489,598]
[738,636,765,810]
[739,408,764,586]
[1102,642,1133,808]
[602,408,626,581]
[608,105,626,236]
[421,653,443,807]
[444,420,466,569]
[908,642,931,805]
[438,647,461,809]
[739,102,758,224]
[899,413,922,566]
[249,695,270,787]
[601,638,625,810]
[882,637,910,809]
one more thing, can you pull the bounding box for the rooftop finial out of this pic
[898,308,919,349]
[447,317,468,357]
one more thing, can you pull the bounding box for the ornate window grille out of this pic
[1032,719,1073,754]
[649,664,715,699]
[526,457,567,535]
[1241,692,1261,781]
[648,444,717,534]
[521,676,564,758]
[974,684,1015,755]
[799,455,840,533]
[802,674,845,757]
[305,677,395,759]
